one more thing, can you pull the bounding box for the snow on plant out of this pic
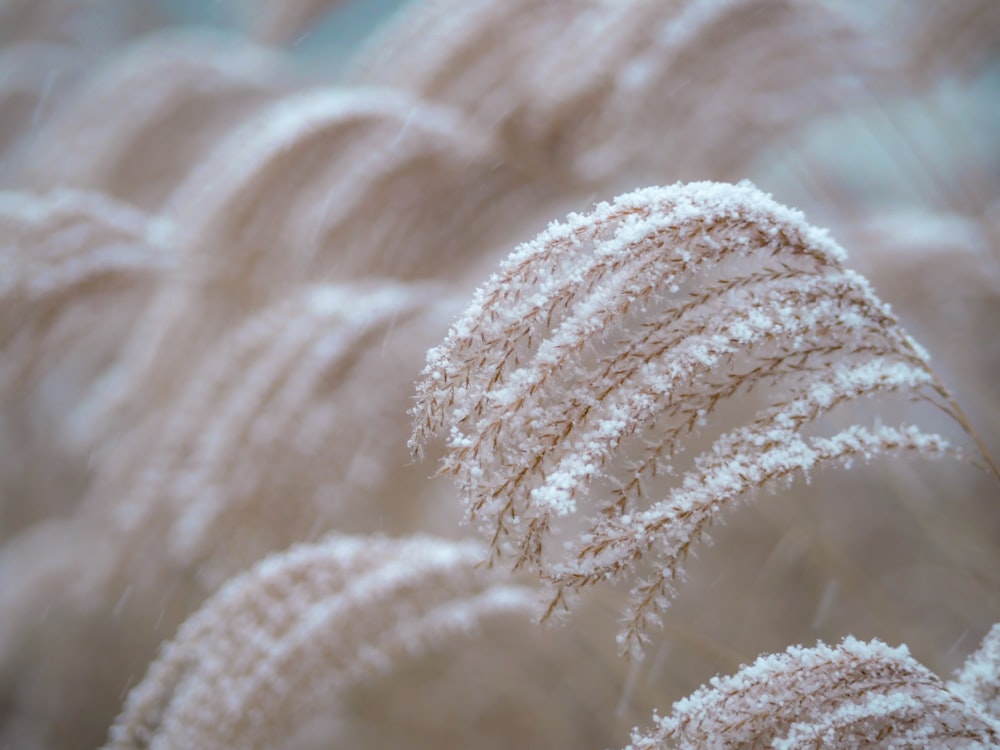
[412,180,973,656]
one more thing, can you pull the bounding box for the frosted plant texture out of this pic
[411,180,963,654]
[0,1,997,749]
[626,632,1000,748]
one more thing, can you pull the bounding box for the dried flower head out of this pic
[412,180,973,654]
[626,628,1000,749]
[104,534,535,750]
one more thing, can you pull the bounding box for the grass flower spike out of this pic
[412,180,964,654]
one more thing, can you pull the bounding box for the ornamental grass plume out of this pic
[247,0,349,46]
[900,0,1000,81]
[625,627,1000,749]
[352,0,892,186]
[161,86,536,285]
[103,534,536,750]
[0,189,170,541]
[100,282,460,588]
[0,1,998,749]
[411,179,979,655]
[950,623,1000,717]
[74,83,547,456]
[0,189,170,396]
[18,31,291,209]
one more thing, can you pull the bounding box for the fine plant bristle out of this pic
[2,2,998,749]
[624,628,1000,749]
[103,534,535,750]
[950,623,1000,718]
[411,180,966,655]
